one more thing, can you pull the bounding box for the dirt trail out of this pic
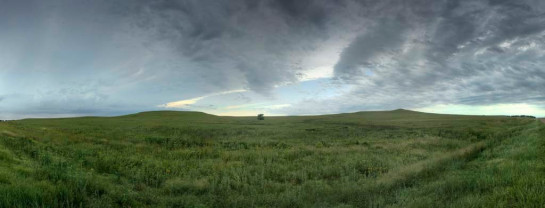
[540,118,545,123]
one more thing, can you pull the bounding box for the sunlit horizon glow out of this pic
[413,104,545,118]
[158,89,247,108]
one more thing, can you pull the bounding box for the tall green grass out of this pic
[0,110,542,207]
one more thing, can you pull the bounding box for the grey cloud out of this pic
[323,0,545,114]
[270,0,338,30]
[121,0,369,94]
[2,0,545,119]
[334,20,410,80]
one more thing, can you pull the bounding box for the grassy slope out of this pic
[0,110,543,207]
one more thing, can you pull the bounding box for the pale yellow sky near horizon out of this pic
[413,103,545,117]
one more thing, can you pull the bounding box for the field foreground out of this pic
[0,110,544,207]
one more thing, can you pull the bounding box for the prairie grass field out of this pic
[0,109,543,207]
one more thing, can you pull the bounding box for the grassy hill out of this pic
[0,110,544,207]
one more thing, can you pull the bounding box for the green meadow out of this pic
[0,109,543,207]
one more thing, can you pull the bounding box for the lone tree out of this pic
[257,114,265,120]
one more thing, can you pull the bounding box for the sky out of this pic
[1,0,545,119]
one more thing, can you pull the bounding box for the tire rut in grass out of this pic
[356,141,489,207]
[375,141,487,188]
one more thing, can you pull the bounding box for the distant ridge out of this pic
[352,108,427,115]
[120,110,216,118]
[126,110,214,116]
[13,108,523,121]
[390,108,420,113]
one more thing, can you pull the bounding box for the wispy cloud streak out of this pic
[159,89,246,108]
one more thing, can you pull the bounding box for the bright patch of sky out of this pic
[414,104,545,117]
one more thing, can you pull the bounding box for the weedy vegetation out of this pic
[0,109,543,207]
